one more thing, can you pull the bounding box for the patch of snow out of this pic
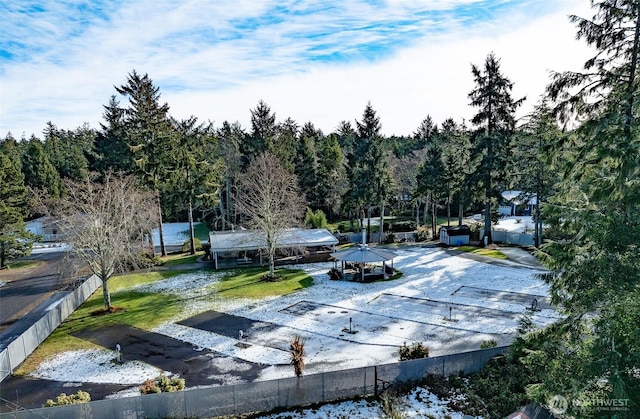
[31,349,167,385]
[257,386,476,418]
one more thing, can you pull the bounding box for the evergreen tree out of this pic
[273,117,298,173]
[216,121,245,231]
[1,132,22,169]
[316,133,347,220]
[353,102,392,241]
[522,2,640,416]
[295,127,318,208]
[468,53,524,244]
[0,153,36,268]
[43,122,91,181]
[166,116,223,254]
[94,95,134,174]
[411,116,440,228]
[336,120,360,231]
[116,70,173,256]
[511,102,561,247]
[415,134,447,238]
[440,118,474,226]
[21,136,64,198]
[243,100,276,168]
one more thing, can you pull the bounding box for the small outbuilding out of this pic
[439,225,471,246]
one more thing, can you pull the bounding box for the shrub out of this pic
[304,208,328,229]
[181,238,202,252]
[398,342,429,361]
[480,339,498,349]
[139,375,185,394]
[415,225,431,242]
[44,390,91,407]
[391,220,416,232]
[384,232,397,244]
[378,390,408,419]
[201,242,211,260]
[290,335,306,377]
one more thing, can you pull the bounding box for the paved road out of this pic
[0,250,75,350]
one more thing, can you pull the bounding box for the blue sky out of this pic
[1,0,593,138]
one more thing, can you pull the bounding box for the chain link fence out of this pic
[1,346,508,419]
[0,275,101,383]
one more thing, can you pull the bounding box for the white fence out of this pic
[0,275,101,383]
[481,229,535,246]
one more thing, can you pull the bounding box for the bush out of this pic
[201,242,211,260]
[44,390,91,407]
[290,335,306,377]
[391,220,416,232]
[384,232,397,244]
[181,238,202,252]
[415,225,431,242]
[398,342,429,361]
[140,375,185,394]
[480,339,497,349]
[304,208,328,229]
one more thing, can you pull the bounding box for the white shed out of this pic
[439,225,471,246]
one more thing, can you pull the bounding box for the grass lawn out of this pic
[158,251,205,267]
[15,265,312,376]
[5,260,40,270]
[215,267,313,299]
[455,245,508,259]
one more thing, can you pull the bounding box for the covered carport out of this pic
[208,228,339,269]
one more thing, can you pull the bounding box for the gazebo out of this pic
[330,230,397,282]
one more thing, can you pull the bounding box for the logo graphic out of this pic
[549,395,569,415]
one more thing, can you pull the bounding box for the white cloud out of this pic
[0,0,595,138]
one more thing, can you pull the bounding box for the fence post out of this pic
[374,366,378,397]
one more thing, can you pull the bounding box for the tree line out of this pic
[2,54,537,251]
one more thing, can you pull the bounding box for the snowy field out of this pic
[28,245,556,416]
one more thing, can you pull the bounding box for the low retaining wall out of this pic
[0,275,101,382]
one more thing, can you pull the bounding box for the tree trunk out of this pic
[349,210,354,232]
[447,194,451,227]
[226,180,233,230]
[157,191,167,256]
[366,204,371,244]
[102,277,111,309]
[483,196,492,245]
[431,200,437,240]
[188,198,196,255]
[458,195,464,226]
[379,202,384,243]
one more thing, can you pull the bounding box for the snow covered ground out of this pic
[30,244,555,417]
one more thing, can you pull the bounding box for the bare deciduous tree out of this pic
[235,152,306,279]
[54,172,157,310]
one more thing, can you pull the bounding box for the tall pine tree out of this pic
[116,70,173,256]
[522,2,640,415]
[468,53,524,244]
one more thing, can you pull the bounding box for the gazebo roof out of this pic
[209,228,338,253]
[330,246,397,263]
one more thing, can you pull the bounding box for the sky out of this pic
[1,0,595,139]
